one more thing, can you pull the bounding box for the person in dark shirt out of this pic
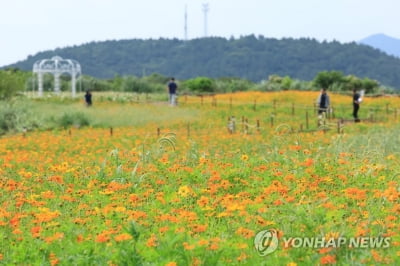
[352,89,361,122]
[317,88,330,115]
[167,78,178,106]
[84,90,92,106]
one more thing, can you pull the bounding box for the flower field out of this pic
[0,91,399,265]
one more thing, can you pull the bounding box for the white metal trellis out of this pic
[32,56,82,97]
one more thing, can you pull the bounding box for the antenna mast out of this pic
[184,5,188,41]
[202,3,209,37]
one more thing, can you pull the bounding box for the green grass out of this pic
[27,100,200,129]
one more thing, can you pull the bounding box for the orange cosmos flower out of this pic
[95,233,110,243]
[197,196,209,207]
[49,252,59,266]
[9,216,20,228]
[301,158,314,167]
[319,248,333,254]
[114,233,132,242]
[41,191,56,199]
[175,227,185,233]
[289,145,302,151]
[385,215,397,222]
[208,242,219,250]
[237,252,248,261]
[344,187,367,200]
[383,184,399,202]
[320,254,336,264]
[48,175,64,184]
[76,234,84,243]
[159,226,169,234]
[146,234,158,247]
[183,242,195,250]
[198,239,209,246]
[30,226,42,238]
[371,250,383,263]
[191,224,208,233]
[44,232,64,243]
[235,227,255,239]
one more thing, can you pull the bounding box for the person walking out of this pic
[352,89,361,122]
[167,77,178,106]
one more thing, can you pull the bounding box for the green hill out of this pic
[5,35,400,88]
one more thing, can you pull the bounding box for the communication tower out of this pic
[184,5,188,41]
[202,3,209,37]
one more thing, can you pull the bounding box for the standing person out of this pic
[352,89,361,122]
[317,88,330,116]
[84,90,92,107]
[167,77,178,106]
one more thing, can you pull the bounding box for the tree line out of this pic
[5,35,400,89]
[0,68,390,100]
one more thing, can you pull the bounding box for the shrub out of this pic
[185,77,215,93]
[215,78,254,93]
[123,77,154,93]
[58,112,90,128]
[313,71,345,90]
[0,69,27,99]
[0,100,40,135]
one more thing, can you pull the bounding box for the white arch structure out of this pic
[33,56,82,97]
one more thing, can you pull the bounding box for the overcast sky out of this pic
[0,0,398,67]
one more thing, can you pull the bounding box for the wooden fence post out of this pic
[306,111,309,130]
[228,116,236,134]
[369,109,373,122]
[291,103,295,116]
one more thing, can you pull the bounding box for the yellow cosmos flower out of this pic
[178,185,191,198]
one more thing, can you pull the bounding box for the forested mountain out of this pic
[360,33,400,58]
[6,35,400,88]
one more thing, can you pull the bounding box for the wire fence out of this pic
[21,91,400,138]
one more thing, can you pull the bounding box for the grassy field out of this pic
[0,91,399,265]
